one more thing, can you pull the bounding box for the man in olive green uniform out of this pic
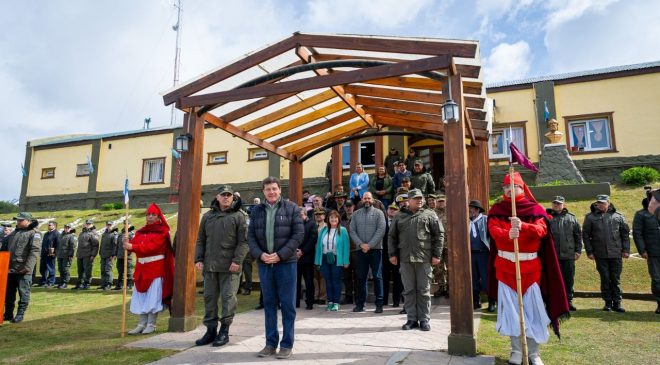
[410,160,435,196]
[632,190,660,314]
[74,220,99,290]
[583,194,630,312]
[547,196,582,311]
[56,224,77,289]
[113,222,134,290]
[98,221,118,290]
[430,194,449,298]
[388,189,444,331]
[1,212,41,323]
[194,185,248,347]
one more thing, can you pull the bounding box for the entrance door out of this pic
[432,152,444,191]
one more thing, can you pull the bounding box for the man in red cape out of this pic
[487,172,568,365]
[123,203,175,335]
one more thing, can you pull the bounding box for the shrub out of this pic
[101,203,116,211]
[113,202,124,209]
[620,166,660,186]
[0,201,19,214]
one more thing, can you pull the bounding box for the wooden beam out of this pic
[467,108,486,121]
[467,140,490,210]
[375,116,442,134]
[464,95,485,109]
[463,80,484,95]
[295,33,478,58]
[296,46,374,127]
[464,105,477,146]
[179,55,450,108]
[272,112,358,147]
[289,161,303,205]
[218,93,297,123]
[169,111,204,332]
[286,121,367,155]
[364,106,442,124]
[355,96,441,115]
[331,145,342,192]
[456,64,480,79]
[444,73,476,355]
[362,76,442,91]
[164,34,298,105]
[344,84,444,104]
[256,101,349,139]
[202,112,296,160]
[240,89,337,132]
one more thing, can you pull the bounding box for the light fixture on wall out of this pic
[175,133,192,152]
[442,74,460,124]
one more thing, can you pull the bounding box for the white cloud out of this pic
[543,0,619,32]
[483,41,532,83]
[305,0,434,29]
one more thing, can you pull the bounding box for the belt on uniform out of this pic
[498,250,537,262]
[137,254,165,264]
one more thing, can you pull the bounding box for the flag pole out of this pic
[121,201,129,337]
[509,164,529,365]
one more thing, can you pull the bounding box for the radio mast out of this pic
[170,0,183,125]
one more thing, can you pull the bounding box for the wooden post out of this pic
[289,160,303,205]
[444,73,476,356]
[467,140,490,210]
[375,136,384,168]
[331,145,342,192]
[168,111,204,332]
[350,140,359,173]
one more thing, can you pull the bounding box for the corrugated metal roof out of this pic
[486,60,660,89]
[31,124,182,147]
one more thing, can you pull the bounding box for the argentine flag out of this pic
[123,177,129,205]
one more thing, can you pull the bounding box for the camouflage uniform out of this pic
[432,207,449,296]
[76,225,99,288]
[99,227,118,289]
[56,227,77,287]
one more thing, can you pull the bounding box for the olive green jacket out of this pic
[56,229,77,259]
[582,203,630,258]
[388,207,444,263]
[632,209,660,257]
[0,219,41,274]
[195,199,249,272]
[77,226,100,258]
[547,208,583,260]
[410,171,436,196]
[99,228,118,258]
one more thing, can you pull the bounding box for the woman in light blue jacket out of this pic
[314,210,350,311]
[349,163,369,201]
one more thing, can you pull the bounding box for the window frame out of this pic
[41,167,55,179]
[76,163,91,177]
[207,151,228,165]
[563,112,617,155]
[488,121,528,161]
[141,157,166,185]
[341,140,376,169]
[247,148,268,161]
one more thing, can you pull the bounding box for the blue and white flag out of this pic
[171,148,181,159]
[123,177,130,205]
[87,155,95,174]
[543,100,550,121]
[20,163,27,177]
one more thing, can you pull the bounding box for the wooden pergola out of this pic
[162,32,491,356]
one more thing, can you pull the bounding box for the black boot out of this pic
[603,301,612,312]
[213,323,230,347]
[612,301,626,313]
[568,301,577,311]
[655,301,660,314]
[11,308,25,323]
[195,326,217,346]
[487,299,496,313]
[3,307,13,322]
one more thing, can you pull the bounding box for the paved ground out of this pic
[128,300,494,365]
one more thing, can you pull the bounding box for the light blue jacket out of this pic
[349,172,369,199]
[314,226,350,266]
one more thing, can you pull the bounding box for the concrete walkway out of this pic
[129,301,494,365]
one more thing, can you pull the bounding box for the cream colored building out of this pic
[20,61,660,210]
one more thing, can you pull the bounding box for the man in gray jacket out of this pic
[74,220,99,290]
[195,185,249,347]
[547,196,582,311]
[583,194,630,312]
[98,222,118,290]
[56,224,77,289]
[349,192,386,313]
[1,212,41,323]
[633,191,660,314]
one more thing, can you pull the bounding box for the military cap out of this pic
[344,200,354,207]
[402,176,411,182]
[313,207,326,215]
[596,194,609,202]
[63,223,72,228]
[333,191,348,198]
[1,222,12,228]
[13,212,33,220]
[387,203,400,211]
[395,194,408,202]
[216,185,234,194]
[85,219,94,224]
[427,193,439,199]
[436,194,446,201]
[414,160,423,165]
[408,189,423,199]
[106,221,113,225]
[552,195,565,203]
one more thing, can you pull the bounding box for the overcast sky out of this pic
[1,0,659,202]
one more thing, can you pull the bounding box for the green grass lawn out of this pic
[0,289,259,365]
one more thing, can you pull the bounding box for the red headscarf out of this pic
[146,203,169,230]
[503,171,537,202]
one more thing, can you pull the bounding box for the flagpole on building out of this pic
[509,140,529,365]
[121,177,130,337]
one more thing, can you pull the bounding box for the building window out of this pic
[41,167,55,179]
[207,151,228,165]
[342,140,376,169]
[489,126,526,159]
[248,148,268,161]
[142,157,165,184]
[566,113,615,153]
[76,163,91,177]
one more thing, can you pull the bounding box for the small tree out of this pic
[620,166,660,186]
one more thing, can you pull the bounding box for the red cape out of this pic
[130,222,175,310]
[487,196,569,338]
